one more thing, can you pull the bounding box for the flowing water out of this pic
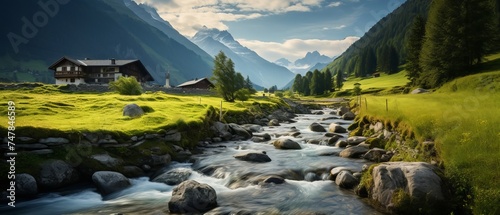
[1,109,381,215]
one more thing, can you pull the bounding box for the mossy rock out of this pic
[365,137,385,149]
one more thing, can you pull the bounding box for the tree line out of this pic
[292,69,343,96]
[405,0,498,88]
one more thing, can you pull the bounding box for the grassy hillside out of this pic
[352,53,500,214]
[342,70,409,90]
[0,87,278,136]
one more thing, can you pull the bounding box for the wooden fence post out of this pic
[219,101,222,121]
[386,99,388,112]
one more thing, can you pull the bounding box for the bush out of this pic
[235,88,251,101]
[109,76,143,95]
[275,91,284,98]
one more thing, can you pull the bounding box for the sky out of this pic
[133,0,405,62]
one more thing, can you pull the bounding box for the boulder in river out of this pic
[273,138,301,150]
[309,122,326,132]
[92,171,131,195]
[268,119,280,126]
[370,162,444,213]
[234,151,271,163]
[342,112,356,120]
[346,136,367,146]
[123,103,144,118]
[328,123,347,133]
[168,180,217,213]
[339,146,369,158]
[152,168,192,185]
[362,148,387,162]
[335,171,359,189]
[229,123,252,140]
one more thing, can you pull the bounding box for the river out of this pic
[1,108,381,215]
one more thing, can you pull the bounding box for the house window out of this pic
[57,67,62,71]
[70,78,75,83]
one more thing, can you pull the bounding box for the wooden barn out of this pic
[177,78,214,89]
[48,56,154,85]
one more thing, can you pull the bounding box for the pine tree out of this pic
[292,74,303,94]
[336,71,343,89]
[356,48,377,77]
[388,45,400,74]
[244,75,256,93]
[405,16,426,85]
[302,78,310,96]
[324,68,333,93]
[310,69,323,95]
[419,0,496,88]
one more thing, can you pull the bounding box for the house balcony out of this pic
[54,71,85,78]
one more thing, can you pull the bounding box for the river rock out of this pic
[268,119,280,126]
[123,103,144,118]
[330,167,352,180]
[91,154,123,168]
[262,175,285,184]
[168,180,217,213]
[92,171,131,195]
[342,112,356,120]
[146,154,171,166]
[122,166,145,178]
[273,139,301,150]
[309,122,326,132]
[335,171,359,189]
[253,133,271,140]
[16,173,38,197]
[164,130,182,142]
[27,149,54,155]
[234,151,271,163]
[371,162,444,212]
[339,146,369,158]
[229,123,252,140]
[337,106,350,116]
[312,110,324,115]
[38,160,79,189]
[335,140,348,148]
[347,136,367,146]
[363,148,387,162]
[16,143,48,149]
[328,123,347,133]
[212,122,232,141]
[152,168,192,185]
[10,136,36,144]
[241,124,263,132]
[39,137,69,144]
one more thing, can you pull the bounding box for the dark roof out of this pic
[49,56,139,69]
[177,78,213,88]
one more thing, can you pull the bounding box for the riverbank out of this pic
[0,87,310,202]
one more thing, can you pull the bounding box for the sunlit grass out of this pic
[343,70,409,90]
[0,89,277,136]
[356,68,500,214]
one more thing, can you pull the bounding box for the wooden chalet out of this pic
[48,56,154,85]
[177,78,214,89]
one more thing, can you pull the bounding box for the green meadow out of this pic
[0,87,279,136]
[350,53,500,214]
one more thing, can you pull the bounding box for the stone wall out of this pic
[0,83,215,95]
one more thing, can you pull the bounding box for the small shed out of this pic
[177,78,214,89]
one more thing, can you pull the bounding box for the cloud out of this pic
[237,37,359,62]
[327,2,342,7]
[333,24,347,29]
[134,0,326,37]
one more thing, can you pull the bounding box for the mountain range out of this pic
[275,51,334,75]
[0,0,218,85]
[191,27,295,88]
[324,0,431,76]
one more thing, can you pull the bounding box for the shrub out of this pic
[275,91,284,98]
[235,88,251,101]
[109,76,143,95]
